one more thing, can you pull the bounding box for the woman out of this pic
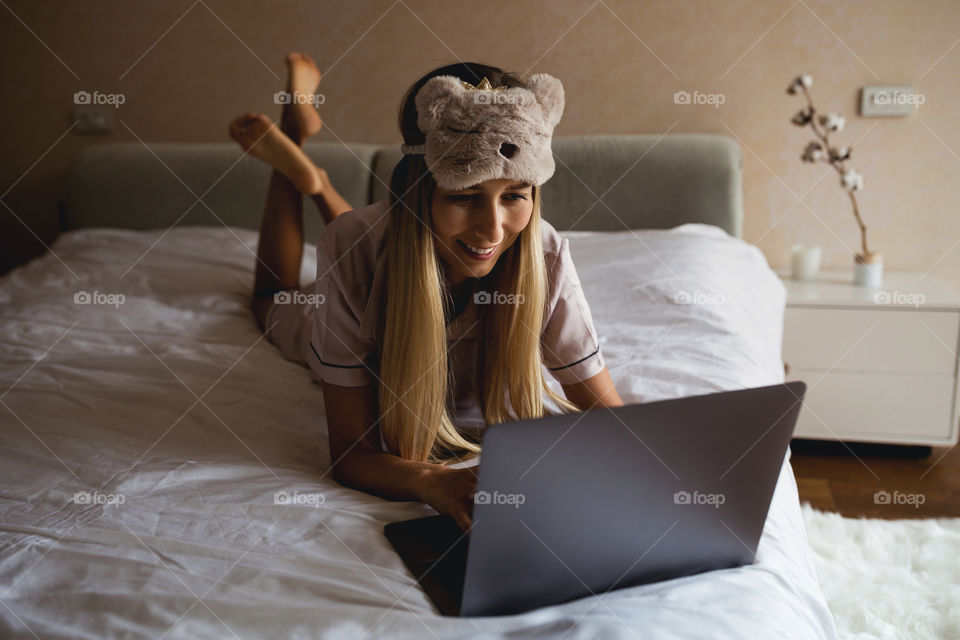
[229,54,623,531]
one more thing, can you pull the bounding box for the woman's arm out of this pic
[561,365,623,411]
[323,382,477,531]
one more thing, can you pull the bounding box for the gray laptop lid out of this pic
[460,381,805,616]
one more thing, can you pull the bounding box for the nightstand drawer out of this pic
[783,308,959,374]
[789,371,956,442]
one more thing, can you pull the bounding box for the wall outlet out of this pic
[859,86,921,117]
[72,107,112,133]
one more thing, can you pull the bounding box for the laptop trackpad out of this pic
[384,514,470,616]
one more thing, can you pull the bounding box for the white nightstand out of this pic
[777,269,960,446]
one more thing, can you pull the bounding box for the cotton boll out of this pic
[818,113,846,132]
[786,73,813,94]
[802,142,824,162]
[791,108,813,126]
[833,146,851,161]
[841,169,864,191]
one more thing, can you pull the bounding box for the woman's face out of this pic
[431,178,534,286]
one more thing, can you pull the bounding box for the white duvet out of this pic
[0,223,837,639]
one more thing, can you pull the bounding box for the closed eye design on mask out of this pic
[446,125,483,134]
[445,125,519,159]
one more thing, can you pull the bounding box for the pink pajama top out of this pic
[269,198,606,439]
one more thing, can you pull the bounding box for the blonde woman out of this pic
[229,54,622,531]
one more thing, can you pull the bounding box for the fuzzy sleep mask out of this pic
[400,74,565,191]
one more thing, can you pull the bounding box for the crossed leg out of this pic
[229,53,354,331]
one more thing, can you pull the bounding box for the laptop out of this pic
[384,380,806,617]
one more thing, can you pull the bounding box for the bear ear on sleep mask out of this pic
[399,74,565,191]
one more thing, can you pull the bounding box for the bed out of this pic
[0,135,838,638]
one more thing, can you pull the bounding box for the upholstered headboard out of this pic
[62,134,743,242]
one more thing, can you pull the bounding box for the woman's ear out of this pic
[525,74,565,129]
[415,75,462,135]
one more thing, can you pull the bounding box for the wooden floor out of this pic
[790,439,960,519]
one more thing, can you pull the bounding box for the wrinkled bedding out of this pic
[0,223,837,639]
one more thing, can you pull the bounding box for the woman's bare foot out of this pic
[281,53,323,144]
[229,113,323,194]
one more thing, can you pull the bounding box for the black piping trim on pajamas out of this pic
[309,341,366,369]
[547,346,600,371]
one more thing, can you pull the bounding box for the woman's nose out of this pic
[474,199,506,244]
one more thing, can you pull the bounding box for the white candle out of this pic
[791,244,821,281]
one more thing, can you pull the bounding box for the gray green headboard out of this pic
[62,134,743,242]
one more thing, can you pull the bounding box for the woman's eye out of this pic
[446,193,527,204]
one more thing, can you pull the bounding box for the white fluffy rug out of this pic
[801,504,960,639]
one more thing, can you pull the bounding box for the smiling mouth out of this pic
[457,240,498,256]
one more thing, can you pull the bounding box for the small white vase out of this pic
[791,244,821,281]
[854,251,883,288]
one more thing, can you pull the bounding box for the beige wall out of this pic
[2,0,958,292]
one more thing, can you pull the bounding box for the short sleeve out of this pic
[541,237,606,385]
[306,241,377,387]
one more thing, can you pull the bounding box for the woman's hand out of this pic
[417,466,478,533]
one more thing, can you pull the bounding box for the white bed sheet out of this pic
[0,223,837,639]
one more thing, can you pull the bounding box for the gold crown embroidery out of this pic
[460,77,508,92]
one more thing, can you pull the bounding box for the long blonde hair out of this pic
[378,62,579,464]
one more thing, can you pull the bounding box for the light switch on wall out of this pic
[859,86,922,117]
